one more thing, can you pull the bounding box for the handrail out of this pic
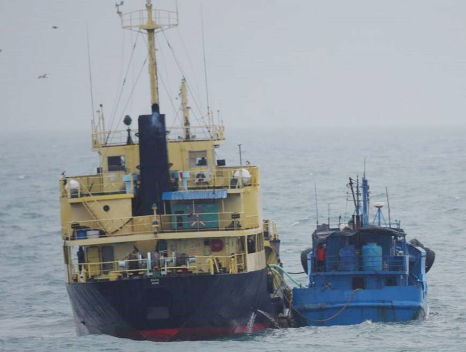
[172,166,259,190]
[66,215,155,240]
[263,219,279,241]
[65,212,260,239]
[120,8,178,31]
[61,165,259,200]
[159,212,259,233]
[92,125,225,147]
[69,253,246,282]
[312,254,408,273]
[62,173,131,199]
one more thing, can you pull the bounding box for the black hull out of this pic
[67,268,280,341]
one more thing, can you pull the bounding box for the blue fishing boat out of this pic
[292,175,435,326]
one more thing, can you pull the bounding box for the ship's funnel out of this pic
[138,104,171,215]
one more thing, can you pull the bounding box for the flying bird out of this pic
[52,26,59,29]
[38,74,49,79]
[115,1,124,8]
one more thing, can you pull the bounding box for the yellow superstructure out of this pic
[59,1,281,287]
[60,121,279,282]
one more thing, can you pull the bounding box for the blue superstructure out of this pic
[292,176,434,326]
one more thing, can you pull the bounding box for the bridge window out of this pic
[189,151,207,167]
[257,233,264,251]
[352,277,365,290]
[247,235,256,253]
[108,155,126,172]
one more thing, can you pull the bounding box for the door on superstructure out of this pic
[171,204,191,230]
[101,246,115,274]
[171,202,220,230]
[87,247,101,277]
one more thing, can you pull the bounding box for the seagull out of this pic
[52,26,59,29]
[115,1,123,8]
[38,74,49,79]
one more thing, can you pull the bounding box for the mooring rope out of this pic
[306,288,362,322]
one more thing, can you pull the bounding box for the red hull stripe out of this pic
[139,323,268,341]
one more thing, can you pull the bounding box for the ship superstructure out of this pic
[292,175,434,326]
[59,1,285,341]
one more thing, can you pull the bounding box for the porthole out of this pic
[103,205,110,212]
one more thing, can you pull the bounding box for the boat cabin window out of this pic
[189,151,207,168]
[108,155,126,172]
[352,277,365,290]
[247,235,256,253]
[257,233,264,251]
[238,237,245,252]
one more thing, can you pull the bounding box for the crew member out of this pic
[77,246,85,274]
[153,249,161,268]
[128,250,139,271]
[247,236,256,253]
[316,244,326,271]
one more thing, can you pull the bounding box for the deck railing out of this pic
[173,166,259,190]
[61,173,129,199]
[66,212,259,240]
[119,8,178,31]
[60,166,258,201]
[158,212,259,233]
[92,125,225,148]
[313,255,408,274]
[263,219,279,241]
[66,215,155,240]
[69,253,246,282]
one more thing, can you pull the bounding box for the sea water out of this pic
[0,126,464,352]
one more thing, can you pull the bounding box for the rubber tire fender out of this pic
[300,248,313,274]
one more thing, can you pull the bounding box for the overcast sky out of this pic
[1,0,466,132]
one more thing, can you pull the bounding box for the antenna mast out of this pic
[348,177,357,210]
[328,203,330,228]
[386,187,391,228]
[362,164,370,226]
[181,78,191,139]
[315,184,319,226]
[86,23,95,124]
[118,0,178,107]
[201,6,210,118]
[146,1,159,106]
[238,144,243,166]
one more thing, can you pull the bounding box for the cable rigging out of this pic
[201,6,211,117]
[176,26,203,113]
[159,29,212,132]
[108,27,127,134]
[106,30,141,144]
[111,54,149,141]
